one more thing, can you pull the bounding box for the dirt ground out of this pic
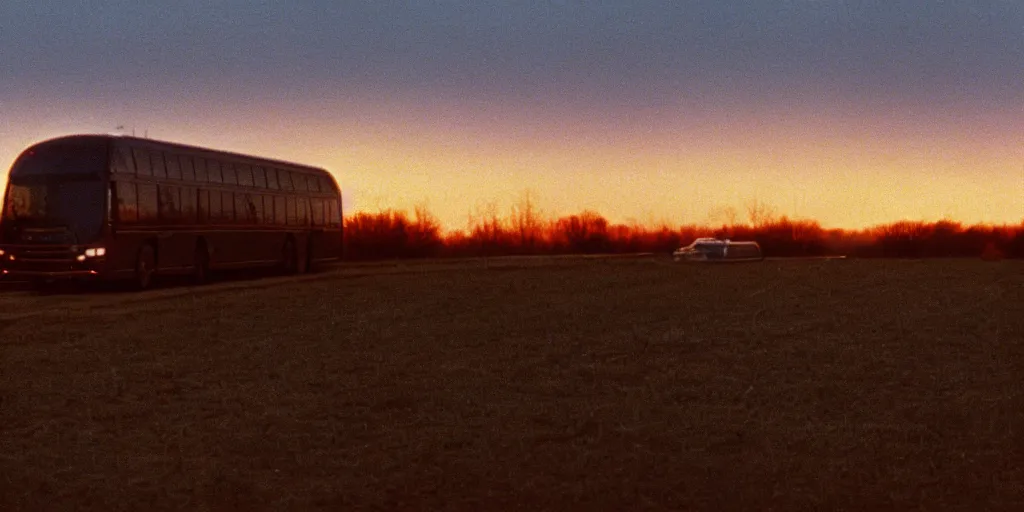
[1,256,1022,511]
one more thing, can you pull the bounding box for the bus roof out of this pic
[15,133,331,177]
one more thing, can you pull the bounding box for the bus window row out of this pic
[116,182,341,227]
[112,146,335,193]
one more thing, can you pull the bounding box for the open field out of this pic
[1,256,1023,510]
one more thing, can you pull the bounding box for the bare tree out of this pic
[410,202,442,256]
[509,189,544,252]
[745,198,778,228]
[723,206,738,227]
[706,205,738,229]
[467,201,505,252]
[556,210,610,253]
[413,202,440,234]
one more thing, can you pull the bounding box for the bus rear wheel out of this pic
[135,244,156,290]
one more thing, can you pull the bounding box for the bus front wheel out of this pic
[135,244,156,290]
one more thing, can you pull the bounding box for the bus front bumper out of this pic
[1,269,101,280]
[0,249,108,281]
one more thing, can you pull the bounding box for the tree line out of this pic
[341,196,1024,261]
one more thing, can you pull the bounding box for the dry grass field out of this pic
[1,256,1023,511]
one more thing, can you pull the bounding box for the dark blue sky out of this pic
[2,0,1021,107]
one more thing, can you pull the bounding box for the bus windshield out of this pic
[2,175,106,243]
[1,139,108,244]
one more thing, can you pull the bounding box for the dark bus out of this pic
[0,134,343,289]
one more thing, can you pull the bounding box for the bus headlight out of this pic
[84,247,106,258]
[0,249,5,256]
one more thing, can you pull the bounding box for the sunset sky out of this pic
[1,1,1021,231]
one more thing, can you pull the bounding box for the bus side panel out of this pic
[245,229,280,265]
[206,230,240,269]
[105,231,150,279]
[157,231,198,272]
[310,230,329,261]
[207,229,287,269]
[265,230,290,263]
[294,231,310,264]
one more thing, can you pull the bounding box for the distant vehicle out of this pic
[672,237,764,262]
[0,134,343,290]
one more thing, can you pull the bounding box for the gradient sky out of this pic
[1,0,1021,230]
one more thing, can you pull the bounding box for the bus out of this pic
[0,134,343,289]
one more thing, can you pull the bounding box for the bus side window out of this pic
[318,176,332,193]
[116,182,138,223]
[181,156,195,182]
[275,195,287,226]
[297,197,309,225]
[234,193,252,224]
[134,148,152,176]
[248,194,259,224]
[158,185,182,224]
[286,196,297,225]
[208,160,223,183]
[238,165,254,187]
[310,198,324,226]
[267,168,280,189]
[209,190,222,224]
[221,191,235,223]
[222,164,238,185]
[166,154,182,180]
[293,173,308,192]
[306,175,320,192]
[197,189,209,223]
[137,183,159,224]
[181,187,197,223]
[263,195,274,225]
[252,194,265,224]
[194,158,208,182]
[328,199,341,225]
[253,167,267,188]
[279,171,293,191]
[112,146,135,175]
[151,152,167,179]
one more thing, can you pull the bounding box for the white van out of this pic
[672,238,764,262]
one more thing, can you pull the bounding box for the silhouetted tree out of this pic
[339,194,1024,261]
[555,210,610,254]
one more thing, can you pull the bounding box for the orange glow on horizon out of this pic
[311,97,1023,231]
